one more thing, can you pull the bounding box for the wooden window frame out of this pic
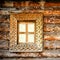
[10,12,43,52]
[18,21,35,43]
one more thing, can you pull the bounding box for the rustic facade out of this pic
[0,1,60,60]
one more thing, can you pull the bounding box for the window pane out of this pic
[19,23,26,32]
[28,23,34,32]
[28,34,34,43]
[19,34,26,43]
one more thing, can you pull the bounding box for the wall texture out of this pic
[0,1,60,60]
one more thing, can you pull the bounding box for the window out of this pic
[10,13,43,52]
[18,22,35,43]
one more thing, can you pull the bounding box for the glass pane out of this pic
[28,23,34,32]
[19,34,26,43]
[19,23,26,32]
[28,34,34,43]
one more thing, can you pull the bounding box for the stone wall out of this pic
[0,1,60,60]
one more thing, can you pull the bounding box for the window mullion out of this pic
[34,23,35,43]
[26,23,28,43]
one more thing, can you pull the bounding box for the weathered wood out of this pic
[44,19,60,24]
[44,40,60,49]
[44,26,60,32]
[0,1,60,58]
[44,35,60,40]
[0,40,9,49]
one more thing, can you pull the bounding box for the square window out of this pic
[18,22,35,43]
